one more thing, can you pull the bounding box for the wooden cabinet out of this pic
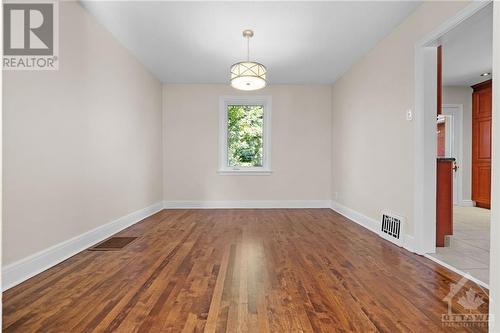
[436,158,454,247]
[472,80,492,209]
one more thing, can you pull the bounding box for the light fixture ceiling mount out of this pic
[230,29,266,91]
[242,29,254,38]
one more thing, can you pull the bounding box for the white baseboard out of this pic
[330,200,378,233]
[163,200,331,209]
[459,199,475,207]
[2,201,164,291]
[403,234,416,253]
[330,200,416,253]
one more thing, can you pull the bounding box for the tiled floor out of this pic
[429,206,490,284]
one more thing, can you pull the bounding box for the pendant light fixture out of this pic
[230,29,266,91]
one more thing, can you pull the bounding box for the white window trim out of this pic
[218,95,272,175]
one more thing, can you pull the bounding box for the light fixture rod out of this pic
[247,36,250,61]
[242,29,254,62]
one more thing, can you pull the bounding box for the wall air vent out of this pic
[379,212,405,247]
[88,237,137,251]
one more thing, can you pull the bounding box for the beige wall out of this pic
[443,86,473,203]
[331,1,470,236]
[3,2,163,265]
[163,84,331,202]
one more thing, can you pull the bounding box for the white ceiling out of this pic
[441,3,493,87]
[80,1,421,84]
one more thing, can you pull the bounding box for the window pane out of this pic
[227,105,264,167]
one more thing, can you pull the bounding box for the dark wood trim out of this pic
[436,159,454,247]
[437,45,442,115]
[471,79,492,209]
[472,79,492,91]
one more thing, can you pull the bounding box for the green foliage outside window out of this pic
[227,105,264,167]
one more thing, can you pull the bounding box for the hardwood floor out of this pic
[3,209,489,332]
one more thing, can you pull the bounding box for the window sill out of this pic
[217,169,273,176]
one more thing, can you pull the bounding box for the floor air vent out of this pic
[89,237,137,251]
[379,212,405,247]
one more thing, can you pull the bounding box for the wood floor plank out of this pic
[3,209,489,332]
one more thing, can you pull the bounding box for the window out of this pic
[219,96,271,174]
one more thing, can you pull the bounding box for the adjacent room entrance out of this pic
[421,3,493,286]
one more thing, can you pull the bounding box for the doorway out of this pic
[414,1,493,288]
